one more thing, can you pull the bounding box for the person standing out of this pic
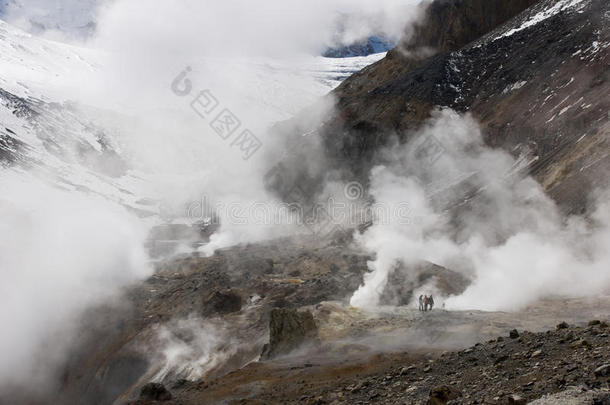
[418,295,424,311]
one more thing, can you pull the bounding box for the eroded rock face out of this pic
[261,308,318,360]
[202,289,242,316]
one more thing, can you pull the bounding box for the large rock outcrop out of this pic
[261,308,319,360]
[202,289,243,317]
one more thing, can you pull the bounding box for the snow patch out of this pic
[495,0,588,41]
[503,81,527,94]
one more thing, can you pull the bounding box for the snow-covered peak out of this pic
[0,0,101,39]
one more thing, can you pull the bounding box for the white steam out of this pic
[350,109,610,311]
[0,174,150,390]
[151,318,238,382]
[70,0,424,254]
[0,0,427,393]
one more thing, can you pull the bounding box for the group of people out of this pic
[418,294,434,311]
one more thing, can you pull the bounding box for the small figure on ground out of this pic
[418,294,424,311]
[423,295,430,311]
[429,295,435,311]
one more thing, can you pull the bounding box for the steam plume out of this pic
[350,109,610,311]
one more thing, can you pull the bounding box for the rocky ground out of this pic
[129,321,610,405]
[34,224,607,405]
[329,321,610,405]
[50,234,474,405]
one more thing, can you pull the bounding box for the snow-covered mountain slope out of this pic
[0,19,100,99]
[0,19,151,216]
[0,0,100,39]
[0,18,386,222]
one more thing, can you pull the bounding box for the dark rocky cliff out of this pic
[333,0,540,104]
[275,0,609,215]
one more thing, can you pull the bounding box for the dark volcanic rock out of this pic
[202,289,242,316]
[507,394,527,405]
[588,320,602,326]
[261,308,318,360]
[594,364,610,377]
[426,385,460,405]
[139,383,172,401]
